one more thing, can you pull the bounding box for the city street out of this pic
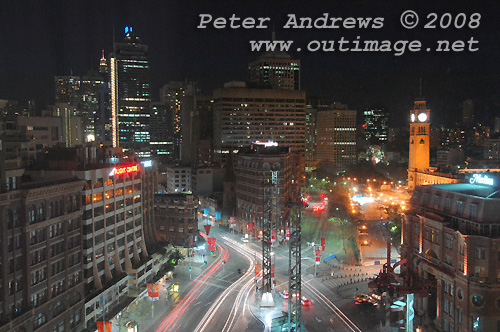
[110,197,398,332]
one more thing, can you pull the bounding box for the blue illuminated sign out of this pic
[469,174,494,186]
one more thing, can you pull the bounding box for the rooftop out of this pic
[425,183,500,199]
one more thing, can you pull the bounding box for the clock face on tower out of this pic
[411,114,415,122]
[418,112,428,122]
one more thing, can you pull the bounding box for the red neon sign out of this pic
[112,164,138,176]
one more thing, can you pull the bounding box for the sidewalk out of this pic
[109,257,200,332]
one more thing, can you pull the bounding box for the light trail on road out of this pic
[236,237,363,332]
[154,233,230,332]
[302,281,362,332]
[194,236,258,332]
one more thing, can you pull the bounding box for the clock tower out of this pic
[408,96,430,190]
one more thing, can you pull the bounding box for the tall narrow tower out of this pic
[408,96,430,190]
[110,26,151,156]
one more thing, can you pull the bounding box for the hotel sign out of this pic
[469,174,494,186]
[109,165,139,176]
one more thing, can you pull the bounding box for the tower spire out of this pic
[419,76,422,96]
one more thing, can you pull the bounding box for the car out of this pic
[301,296,312,306]
[280,290,300,299]
[241,237,249,243]
[354,294,378,306]
[360,239,371,246]
[306,242,315,247]
[312,205,324,213]
[358,224,368,234]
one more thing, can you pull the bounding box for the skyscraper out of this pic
[110,27,151,156]
[159,80,198,162]
[150,101,175,161]
[248,51,300,90]
[213,81,306,160]
[315,103,357,173]
[54,76,81,105]
[362,108,389,143]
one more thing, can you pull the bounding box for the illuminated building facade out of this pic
[165,166,193,193]
[315,104,357,173]
[33,146,156,330]
[234,144,301,238]
[54,76,81,105]
[408,97,431,190]
[248,51,300,90]
[158,82,212,165]
[0,116,64,167]
[213,82,306,162]
[154,193,199,247]
[407,97,462,190]
[150,102,175,161]
[54,103,83,147]
[402,175,500,332]
[110,27,151,156]
[79,70,107,142]
[0,175,85,332]
[362,108,389,143]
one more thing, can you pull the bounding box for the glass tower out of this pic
[110,27,151,157]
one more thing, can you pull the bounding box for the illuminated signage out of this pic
[109,165,138,176]
[141,160,152,168]
[469,173,494,186]
[253,140,278,147]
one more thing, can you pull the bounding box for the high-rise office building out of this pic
[248,51,300,90]
[304,96,331,170]
[159,80,198,162]
[110,27,151,156]
[213,81,306,161]
[80,70,107,142]
[150,102,175,161]
[362,108,389,143]
[54,76,81,105]
[316,104,357,173]
[462,99,474,124]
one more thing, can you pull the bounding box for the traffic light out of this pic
[222,261,225,264]
[189,267,192,271]
[204,260,207,265]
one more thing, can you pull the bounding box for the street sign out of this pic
[315,247,321,265]
[323,254,336,262]
[204,224,211,236]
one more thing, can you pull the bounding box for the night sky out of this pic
[1,0,500,126]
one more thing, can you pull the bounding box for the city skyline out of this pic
[1,1,500,126]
